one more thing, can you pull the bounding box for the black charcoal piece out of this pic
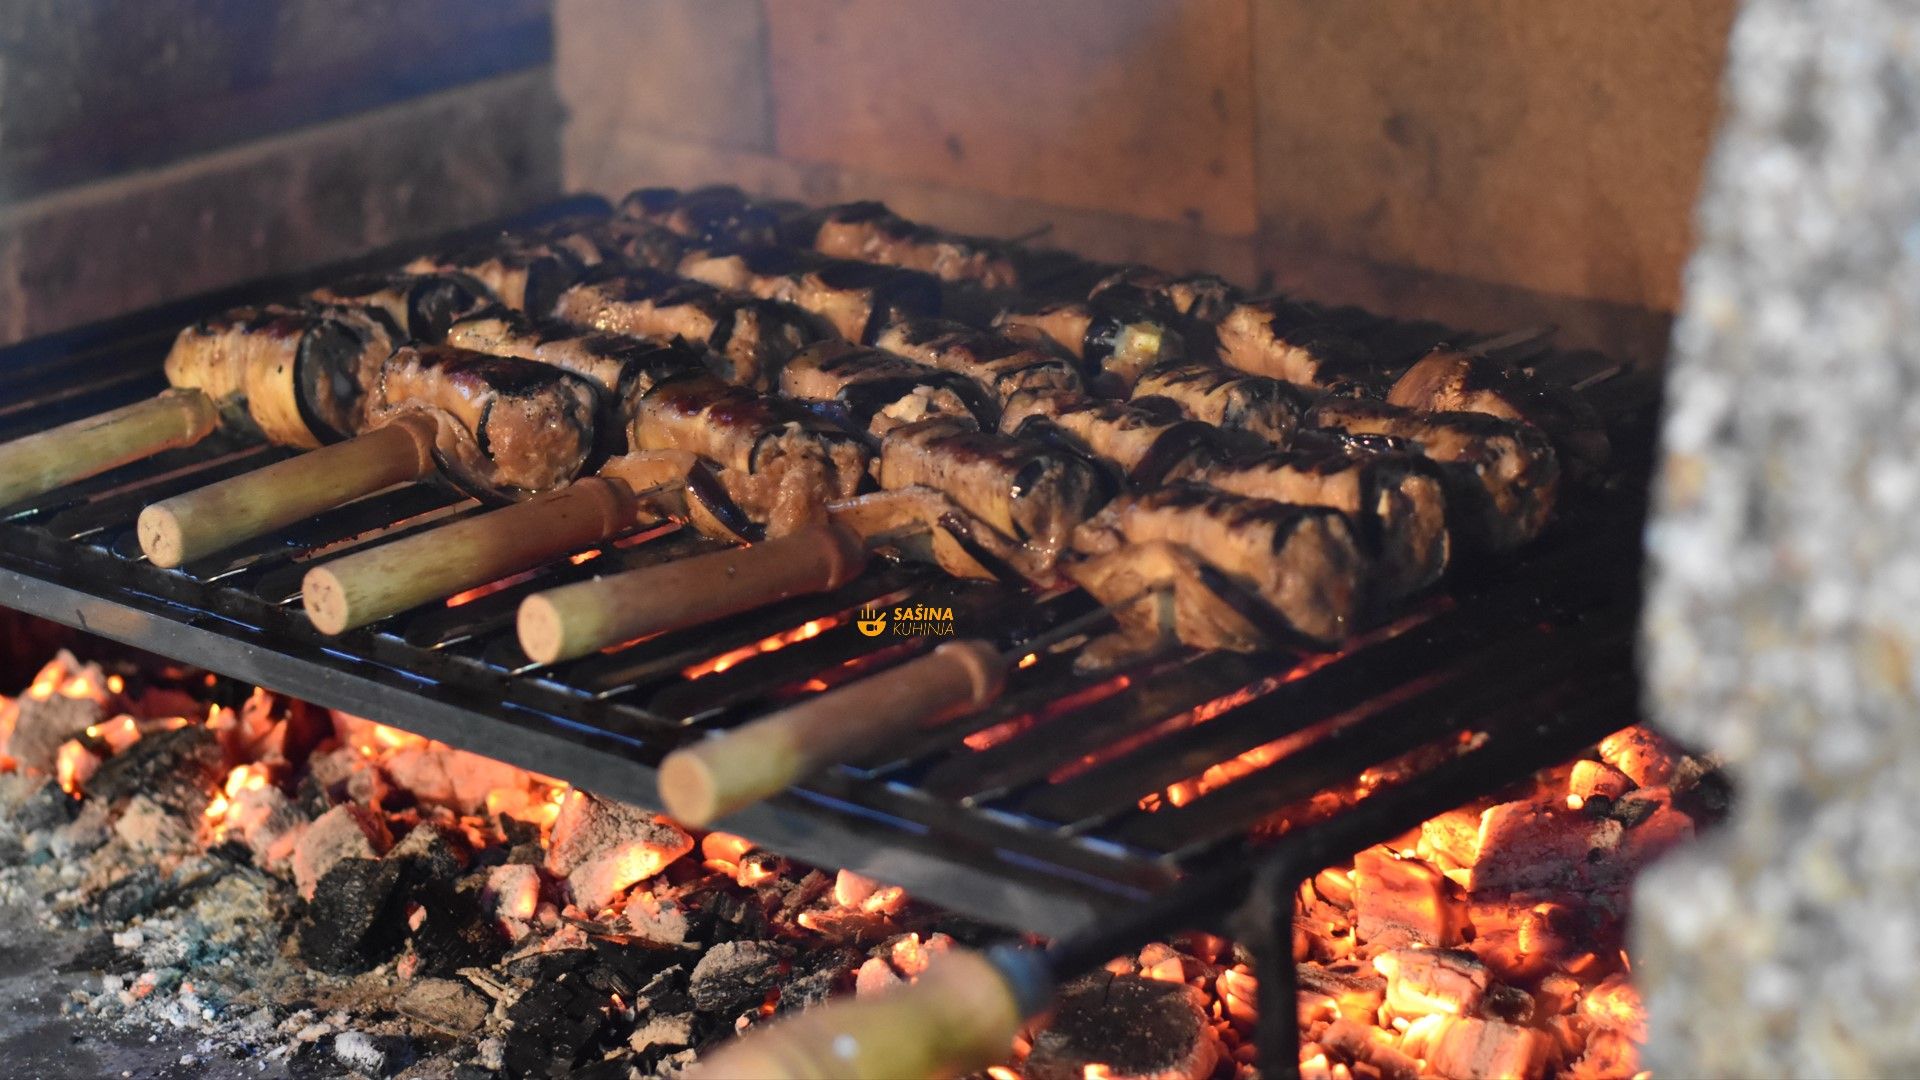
[1023,973,1220,1080]
[688,940,790,1016]
[86,725,222,812]
[503,973,609,1079]
[298,857,405,974]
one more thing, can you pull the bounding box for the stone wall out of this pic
[0,0,561,345]
[1638,2,1920,1074]
[557,0,1734,343]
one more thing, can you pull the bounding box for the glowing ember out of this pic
[682,616,842,679]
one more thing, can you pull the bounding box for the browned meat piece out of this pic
[877,418,1107,570]
[1001,392,1219,487]
[874,318,1083,403]
[828,486,1020,583]
[551,268,823,391]
[678,245,940,344]
[806,201,1019,290]
[444,309,708,430]
[633,372,870,535]
[164,304,398,448]
[1216,298,1387,393]
[616,185,787,247]
[1308,398,1560,551]
[368,345,599,494]
[777,340,994,439]
[404,234,588,317]
[1072,484,1367,647]
[995,298,1186,393]
[1386,347,1610,475]
[1088,266,1243,323]
[1197,449,1450,601]
[1067,540,1268,667]
[1132,363,1306,448]
[307,273,491,342]
[525,217,687,272]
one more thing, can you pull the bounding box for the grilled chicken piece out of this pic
[805,201,1019,290]
[1308,398,1559,551]
[1216,298,1387,393]
[368,345,599,494]
[1072,484,1367,647]
[1088,266,1243,323]
[165,304,399,448]
[877,418,1106,571]
[552,268,823,391]
[996,298,1187,394]
[677,245,940,344]
[1386,347,1610,476]
[404,234,588,317]
[525,217,687,273]
[1067,540,1268,667]
[874,318,1084,404]
[1002,392,1219,488]
[444,309,708,431]
[778,340,994,439]
[634,372,870,536]
[616,185,787,247]
[1131,363,1306,449]
[307,273,492,342]
[1197,449,1450,601]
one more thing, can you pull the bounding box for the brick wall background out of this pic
[0,0,562,345]
[558,0,1736,354]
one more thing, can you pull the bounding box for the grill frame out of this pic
[0,199,1657,939]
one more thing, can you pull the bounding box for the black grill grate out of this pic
[0,202,1654,938]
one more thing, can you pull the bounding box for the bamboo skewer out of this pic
[658,590,1160,827]
[138,416,440,568]
[0,390,221,510]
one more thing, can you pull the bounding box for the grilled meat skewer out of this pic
[677,244,941,345]
[1214,297,1390,394]
[1129,362,1306,448]
[875,317,1084,402]
[995,297,1187,394]
[1386,346,1610,476]
[779,339,997,439]
[553,267,824,391]
[617,184,789,247]
[306,273,494,344]
[999,392,1222,489]
[1088,265,1244,323]
[801,200,1020,290]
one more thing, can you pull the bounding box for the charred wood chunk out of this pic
[1024,972,1222,1080]
[292,803,393,901]
[298,857,405,974]
[503,971,613,1080]
[1374,947,1490,1018]
[5,692,104,773]
[544,792,693,912]
[1353,845,1467,948]
[688,940,791,1015]
[88,725,223,815]
[1408,1015,1551,1080]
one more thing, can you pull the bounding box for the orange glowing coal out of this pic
[682,616,842,679]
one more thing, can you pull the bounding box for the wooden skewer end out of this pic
[302,566,353,636]
[659,749,725,828]
[516,592,571,666]
[137,504,189,569]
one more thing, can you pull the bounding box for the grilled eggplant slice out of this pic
[1197,449,1450,601]
[1308,398,1559,551]
[404,234,588,317]
[164,304,398,448]
[1072,484,1367,647]
[369,345,599,495]
[1386,347,1609,476]
[616,185,788,247]
[1003,393,1220,488]
[996,298,1187,394]
[445,309,709,433]
[1088,266,1243,323]
[779,339,995,439]
[678,244,940,344]
[877,418,1106,571]
[875,317,1084,403]
[1216,298,1387,393]
[1132,362,1306,448]
[308,273,492,343]
[804,201,1019,290]
[552,267,824,391]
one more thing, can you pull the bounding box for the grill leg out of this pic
[1235,853,1305,1080]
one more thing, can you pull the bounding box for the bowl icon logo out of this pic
[855,607,888,637]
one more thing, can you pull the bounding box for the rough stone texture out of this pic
[1637,4,1920,1075]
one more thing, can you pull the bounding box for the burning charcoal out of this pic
[503,972,613,1079]
[1470,802,1627,899]
[298,857,405,973]
[1321,1019,1423,1080]
[4,774,76,833]
[398,977,490,1034]
[112,794,194,853]
[1353,845,1467,948]
[544,792,693,912]
[689,940,790,1015]
[1297,961,1387,1024]
[388,819,473,884]
[1568,1030,1640,1079]
[1613,787,1697,865]
[779,868,832,914]
[406,878,510,976]
[624,888,691,945]
[854,956,901,997]
[628,1012,696,1055]
[1597,725,1682,787]
[1419,808,1485,871]
[1024,973,1222,1080]
[86,724,222,812]
[1568,759,1634,801]
[776,947,858,1013]
[84,862,166,922]
[1373,947,1489,1018]
[293,803,393,900]
[1409,1016,1550,1080]
[487,863,545,925]
[833,868,880,907]
[1579,973,1646,1041]
[6,687,107,773]
[383,743,530,815]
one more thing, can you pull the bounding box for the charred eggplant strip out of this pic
[778,340,995,439]
[1308,398,1559,551]
[307,273,492,343]
[995,297,1187,393]
[877,418,1105,568]
[1196,449,1450,601]
[1071,484,1367,647]
[1386,346,1610,474]
[1089,265,1244,323]
[403,233,591,318]
[552,267,824,391]
[165,304,399,448]
[368,345,600,494]
[678,244,940,345]
[803,201,1020,290]
[1215,298,1389,394]
[874,318,1084,404]
[616,185,789,247]
[1002,392,1219,488]
[444,309,710,434]
[1131,362,1306,448]
[524,216,688,273]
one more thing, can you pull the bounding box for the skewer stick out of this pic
[517,521,871,665]
[0,389,220,510]
[301,477,647,634]
[658,589,1161,827]
[138,416,440,568]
